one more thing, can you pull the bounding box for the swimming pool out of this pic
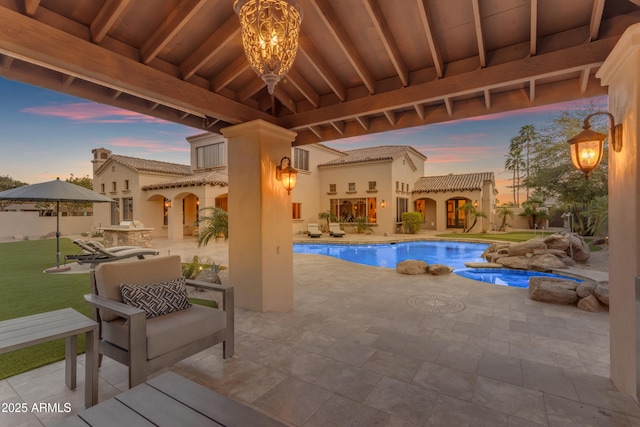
[293,241,582,288]
[293,240,489,270]
[454,268,583,288]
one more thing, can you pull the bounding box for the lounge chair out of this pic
[84,255,234,388]
[307,223,323,237]
[76,244,159,267]
[329,222,345,237]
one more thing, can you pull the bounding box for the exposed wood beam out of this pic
[238,77,265,102]
[356,116,369,130]
[109,89,122,99]
[309,126,322,139]
[471,0,486,68]
[530,0,538,55]
[330,121,345,135]
[274,87,297,114]
[309,0,376,94]
[580,68,591,93]
[293,77,607,146]
[211,55,249,92]
[148,101,160,111]
[483,89,491,109]
[90,0,131,44]
[590,0,606,41]
[0,9,272,124]
[179,15,239,80]
[62,74,75,86]
[363,0,408,87]
[141,0,207,64]
[444,98,453,116]
[383,110,395,126]
[529,79,535,102]
[204,117,220,129]
[414,104,425,120]
[278,37,617,130]
[298,34,346,101]
[24,0,40,16]
[417,0,444,78]
[285,68,320,108]
[2,55,14,71]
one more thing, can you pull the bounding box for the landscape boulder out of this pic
[576,282,597,298]
[528,254,568,272]
[544,234,570,251]
[496,256,530,270]
[428,264,453,275]
[529,277,579,304]
[594,283,609,306]
[397,260,428,275]
[568,234,590,262]
[508,238,547,256]
[577,295,607,312]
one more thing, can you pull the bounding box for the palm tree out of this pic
[317,210,337,232]
[196,206,228,247]
[458,202,487,233]
[504,144,525,206]
[496,206,514,231]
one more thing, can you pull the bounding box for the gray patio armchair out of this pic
[84,255,234,388]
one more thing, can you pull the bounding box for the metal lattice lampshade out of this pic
[234,0,303,95]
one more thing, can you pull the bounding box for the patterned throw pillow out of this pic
[120,277,192,319]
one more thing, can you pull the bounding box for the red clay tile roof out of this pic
[319,145,425,166]
[102,155,192,176]
[142,171,228,190]
[413,172,494,193]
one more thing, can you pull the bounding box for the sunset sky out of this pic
[0,76,605,202]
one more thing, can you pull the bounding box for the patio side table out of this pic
[0,308,99,408]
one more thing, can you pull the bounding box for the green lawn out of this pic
[0,238,218,380]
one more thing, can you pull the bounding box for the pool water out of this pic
[293,241,489,270]
[454,268,583,288]
[293,241,582,288]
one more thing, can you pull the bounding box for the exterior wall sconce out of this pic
[473,200,478,208]
[275,156,297,194]
[567,112,623,179]
[234,0,303,95]
[380,200,387,208]
[164,198,172,209]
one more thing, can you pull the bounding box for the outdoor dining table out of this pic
[54,371,288,427]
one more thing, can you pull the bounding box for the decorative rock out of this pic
[508,238,547,256]
[594,283,609,306]
[496,256,530,270]
[548,249,569,258]
[429,264,453,275]
[12,234,25,240]
[529,277,579,304]
[544,234,569,251]
[561,257,576,267]
[528,254,568,272]
[577,295,607,312]
[195,269,222,284]
[576,282,597,298]
[397,260,428,275]
[567,234,590,262]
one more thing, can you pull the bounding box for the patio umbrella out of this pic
[0,178,114,272]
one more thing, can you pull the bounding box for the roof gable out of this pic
[96,155,191,177]
[318,145,425,167]
[414,172,494,193]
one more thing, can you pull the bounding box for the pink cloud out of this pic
[109,138,189,152]
[21,103,169,124]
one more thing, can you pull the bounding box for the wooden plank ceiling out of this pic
[1,0,639,146]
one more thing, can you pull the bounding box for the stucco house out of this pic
[92,133,495,238]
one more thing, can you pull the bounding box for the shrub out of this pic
[402,212,423,234]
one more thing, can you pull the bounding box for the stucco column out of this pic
[166,198,183,240]
[221,120,296,312]
[596,23,640,400]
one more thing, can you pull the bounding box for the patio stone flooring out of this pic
[1,235,634,426]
